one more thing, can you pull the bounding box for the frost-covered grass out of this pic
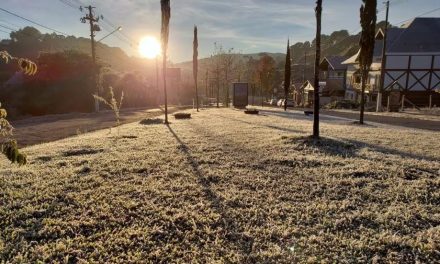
[1,108,439,263]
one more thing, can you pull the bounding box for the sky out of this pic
[1,0,439,63]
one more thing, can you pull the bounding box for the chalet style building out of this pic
[343,17,440,107]
[295,56,347,106]
[319,56,348,102]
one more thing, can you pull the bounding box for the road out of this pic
[257,107,440,131]
[11,106,185,147]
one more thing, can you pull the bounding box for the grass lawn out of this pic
[1,108,439,263]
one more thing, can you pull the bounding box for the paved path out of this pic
[255,107,440,131]
[11,106,185,147]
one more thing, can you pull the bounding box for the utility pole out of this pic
[260,71,264,107]
[377,0,390,112]
[155,56,159,105]
[81,6,101,112]
[303,51,307,84]
[205,69,209,97]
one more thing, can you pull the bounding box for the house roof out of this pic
[387,17,440,53]
[320,56,348,70]
[302,80,326,92]
[343,17,440,65]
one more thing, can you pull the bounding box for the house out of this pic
[343,17,440,107]
[319,56,348,101]
[299,80,327,106]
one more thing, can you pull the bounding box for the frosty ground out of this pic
[1,108,439,263]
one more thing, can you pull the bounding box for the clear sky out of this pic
[1,0,439,62]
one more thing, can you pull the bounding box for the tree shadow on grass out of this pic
[165,124,254,254]
[212,114,306,134]
[287,135,438,162]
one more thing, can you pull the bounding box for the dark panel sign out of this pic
[233,83,249,108]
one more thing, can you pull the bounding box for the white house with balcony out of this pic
[343,17,440,107]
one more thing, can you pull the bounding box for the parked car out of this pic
[269,99,278,106]
[324,100,359,109]
[277,99,294,107]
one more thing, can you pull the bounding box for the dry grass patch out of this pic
[0,108,439,263]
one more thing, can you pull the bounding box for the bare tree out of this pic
[234,53,245,82]
[220,47,235,107]
[258,54,276,104]
[210,43,224,108]
[359,0,377,124]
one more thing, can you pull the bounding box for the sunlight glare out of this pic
[139,36,161,59]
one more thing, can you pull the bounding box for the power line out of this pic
[0,19,22,29]
[56,0,138,51]
[57,0,80,11]
[0,29,11,35]
[394,6,440,26]
[101,18,135,44]
[71,0,84,6]
[0,24,17,32]
[99,23,135,48]
[0,7,70,36]
[317,6,388,54]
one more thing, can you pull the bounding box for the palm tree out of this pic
[193,25,199,112]
[359,0,377,124]
[313,0,322,139]
[160,0,171,124]
[284,39,291,111]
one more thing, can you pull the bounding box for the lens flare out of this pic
[139,36,161,59]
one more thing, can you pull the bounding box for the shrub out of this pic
[324,100,359,110]
[174,113,191,119]
[0,50,37,165]
[93,86,124,128]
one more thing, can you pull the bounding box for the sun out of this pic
[139,36,161,59]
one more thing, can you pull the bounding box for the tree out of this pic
[284,39,291,111]
[359,0,377,124]
[0,51,37,165]
[210,43,224,108]
[193,25,199,112]
[234,55,245,82]
[257,54,276,101]
[161,0,171,124]
[313,0,322,139]
[220,47,235,107]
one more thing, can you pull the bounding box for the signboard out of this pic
[233,83,249,108]
[388,90,401,112]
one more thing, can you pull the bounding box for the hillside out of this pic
[175,21,390,83]
[0,26,144,74]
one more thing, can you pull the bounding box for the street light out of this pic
[97,26,122,42]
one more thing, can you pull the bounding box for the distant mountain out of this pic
[176,21,391,83]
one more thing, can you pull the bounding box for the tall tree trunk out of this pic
[193,26,199,112]
[163,54,168,123]
[313,0,322,139]
[225,69,229,107]
[359,0,377,123]
[216,75,220,108]
[284,39,291,112]
[160,0,171,124]
[360,69,367,124]
[155,57,159,106]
